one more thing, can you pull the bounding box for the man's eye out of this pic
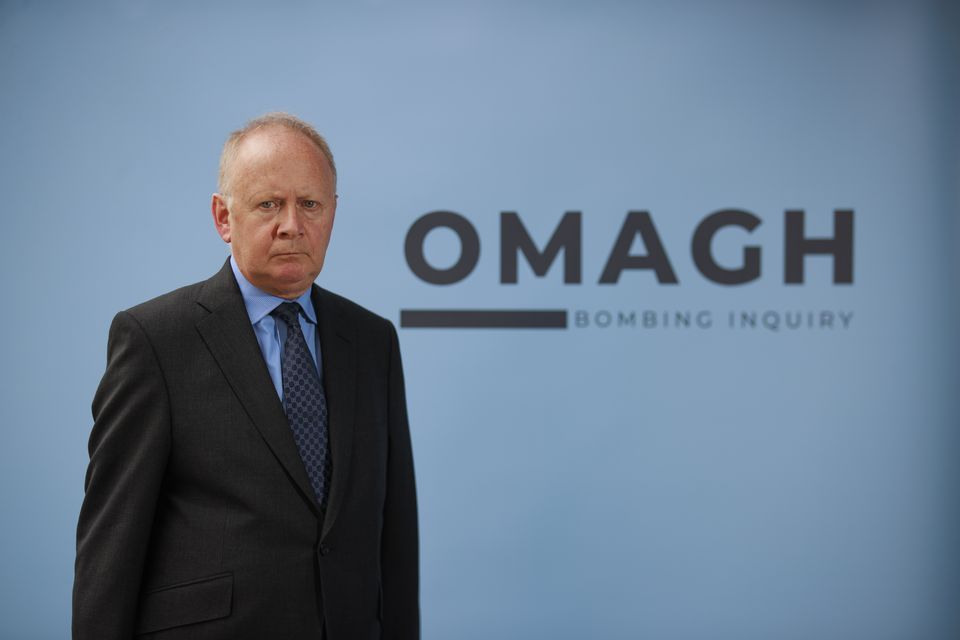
[259,201,277,210]
[302,200,319,209]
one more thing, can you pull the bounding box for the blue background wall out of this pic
[1,0,958,637]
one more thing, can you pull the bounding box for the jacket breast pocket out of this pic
[135,572,233,635]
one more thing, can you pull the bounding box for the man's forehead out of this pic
[235,126,320,160]
[230,128,333,184]
[221,123,336,198]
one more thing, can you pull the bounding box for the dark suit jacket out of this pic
[73,260,419,639]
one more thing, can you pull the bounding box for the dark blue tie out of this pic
[271,302,331,511]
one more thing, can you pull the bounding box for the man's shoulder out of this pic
[315,286,395,335]
[119,259,234,323]
[122,279,207,325]
[114,263,236,348]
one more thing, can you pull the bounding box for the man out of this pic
[73,113,419,639]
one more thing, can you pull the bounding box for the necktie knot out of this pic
[271,302,302,328]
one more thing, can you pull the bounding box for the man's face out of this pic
[212,126,337,299]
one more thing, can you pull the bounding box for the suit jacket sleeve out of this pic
[73,311,172,640]
[380,322,420,639]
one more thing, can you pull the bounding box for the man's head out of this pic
[212,113,338,299]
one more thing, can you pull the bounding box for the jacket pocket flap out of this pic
[135,572,233,635]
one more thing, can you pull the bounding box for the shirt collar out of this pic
[230,255,317,326]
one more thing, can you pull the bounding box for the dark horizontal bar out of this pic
[400,309,568,329]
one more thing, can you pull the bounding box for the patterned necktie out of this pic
[271,302,331,511]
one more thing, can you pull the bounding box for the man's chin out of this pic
[269,267,320,298]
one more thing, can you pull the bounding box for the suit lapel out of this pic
[313,287,356,539]
[194,260,321,517]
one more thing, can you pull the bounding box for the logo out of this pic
[400,209,854,331]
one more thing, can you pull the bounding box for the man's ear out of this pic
[211,193,232,243]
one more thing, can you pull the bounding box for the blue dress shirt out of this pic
[230,256,323,401]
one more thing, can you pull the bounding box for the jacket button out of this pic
[318,544,330,556]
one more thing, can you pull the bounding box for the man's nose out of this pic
[276,202,305,237]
